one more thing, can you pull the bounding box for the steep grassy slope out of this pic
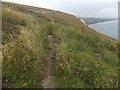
[52,25,118,88]
[2,2,118,88]
[2,7,47,88]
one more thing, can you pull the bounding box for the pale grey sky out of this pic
[3,0,119,18]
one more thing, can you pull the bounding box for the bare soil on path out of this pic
[42,35,55,89]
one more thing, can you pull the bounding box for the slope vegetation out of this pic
[2,2,118,88]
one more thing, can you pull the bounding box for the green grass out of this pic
[2,2,118,88]
[52,24,118,88]
[2,6,48,88]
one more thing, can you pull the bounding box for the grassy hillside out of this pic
[2,2,118,88]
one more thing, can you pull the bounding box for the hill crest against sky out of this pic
[3,0,119,18]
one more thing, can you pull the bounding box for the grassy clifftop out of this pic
[2,2,118,88]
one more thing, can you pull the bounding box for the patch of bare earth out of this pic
[42,35,55,89]
[2,78,13,88]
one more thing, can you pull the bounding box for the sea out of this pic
[88,20,118,41]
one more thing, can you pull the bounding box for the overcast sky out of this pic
[3,0,119,18]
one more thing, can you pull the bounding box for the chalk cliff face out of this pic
[80,19,87,25]
[80,17,117,25]
[2,2,118,88]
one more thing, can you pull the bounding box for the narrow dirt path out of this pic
[42,35,55,88]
